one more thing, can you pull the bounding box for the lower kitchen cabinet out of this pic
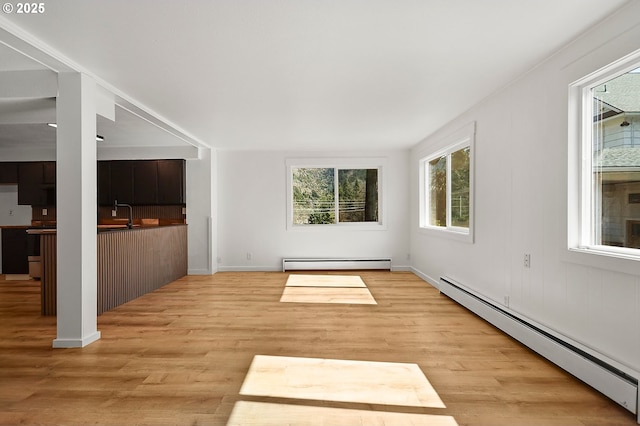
[1,227,29,274]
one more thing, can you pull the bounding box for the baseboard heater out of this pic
[439,276,639,419]
[282,258,391,272]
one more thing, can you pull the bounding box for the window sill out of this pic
[287,222,387,232]
[565,246,640,276]
[418,225,473,243]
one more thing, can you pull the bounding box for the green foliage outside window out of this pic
[451,147,470,227]
[429,156,447,227]
[292,168,379,225]
[292,168,334,224]
[428,146,470,228]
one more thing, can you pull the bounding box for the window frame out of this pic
[568,49,640,261]
[418,122,475,243]
[285,157,387,231]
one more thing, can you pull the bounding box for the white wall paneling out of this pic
[410,1,640,388]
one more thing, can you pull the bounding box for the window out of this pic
[570,51,640,259]
[286,158,385,229]
[419,122,474,242]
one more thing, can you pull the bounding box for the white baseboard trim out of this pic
[218,264,409,273]
[390,265,412,272]
[217,266,282,272]
[53,331,101,348]
[410,267,439,289]
[439,276,638,417]
[282,258,392,272]
[188,268,215,275]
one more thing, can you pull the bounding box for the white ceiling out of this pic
[0,0,633,152]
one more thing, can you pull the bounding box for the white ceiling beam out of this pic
[114,98,206,149]
[0,97,55,124]
[0,146,56,161]
[96,85,115,121]
[97,145,200,161]
[0,88,115,124]
[0,19,73,72]
[0,69,57,98]
[0,16,208,152]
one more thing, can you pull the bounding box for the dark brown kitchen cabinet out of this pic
[43,162,56,184]
[17,162,55,206]
[133,161,159,205]
[97,160,185,206]
[157,160,185,205]
[41,162,56,205]
[17,162,42,205]
[0,162,18,183]
[109,161,134,205]
[1,227,29,274]
[97,161,111,206]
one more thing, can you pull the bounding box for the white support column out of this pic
[186,148,217,275]
[53,72,100,348]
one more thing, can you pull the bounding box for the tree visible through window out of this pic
[429,155,447,226]
[425,146,470,230]
[451,147,470,228]
[292,168,379,225]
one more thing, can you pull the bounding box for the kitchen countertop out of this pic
[27,224,187,235]
[26,228,57,235]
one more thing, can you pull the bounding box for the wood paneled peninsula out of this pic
[28,224,187,316]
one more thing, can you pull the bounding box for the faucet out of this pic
[114,199,133,229]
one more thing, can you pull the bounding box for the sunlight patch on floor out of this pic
[227,401,459,426]
[281,274,376,304]
[280,287,376,304]
[285,274,367,288]
[239,355,446,408]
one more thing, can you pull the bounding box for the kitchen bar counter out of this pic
[27,224,173,234]
[32,224,187,316]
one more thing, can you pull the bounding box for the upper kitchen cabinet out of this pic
[97,161,112,206]
[97,160,185,206]
[43,162,56,184]
[133,160,159,205]
[0,162,18,184]
[157,160,185,205]
[17,162,55,206]
[109,161,134,205]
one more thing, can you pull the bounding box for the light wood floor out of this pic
[0,271,636,425]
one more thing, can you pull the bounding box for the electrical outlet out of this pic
[8,209,14,216]
[111,209,117,217]
[246,252,252,261]
[524,253,531,268]
[42,208,48,216]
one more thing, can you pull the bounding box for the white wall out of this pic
[0,185,31,225]
[410,2,640,378]
[217,149,410,271]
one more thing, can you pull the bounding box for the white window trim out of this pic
[418,122,475,243]
[285,157,387,231]
[568,48,640,262]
